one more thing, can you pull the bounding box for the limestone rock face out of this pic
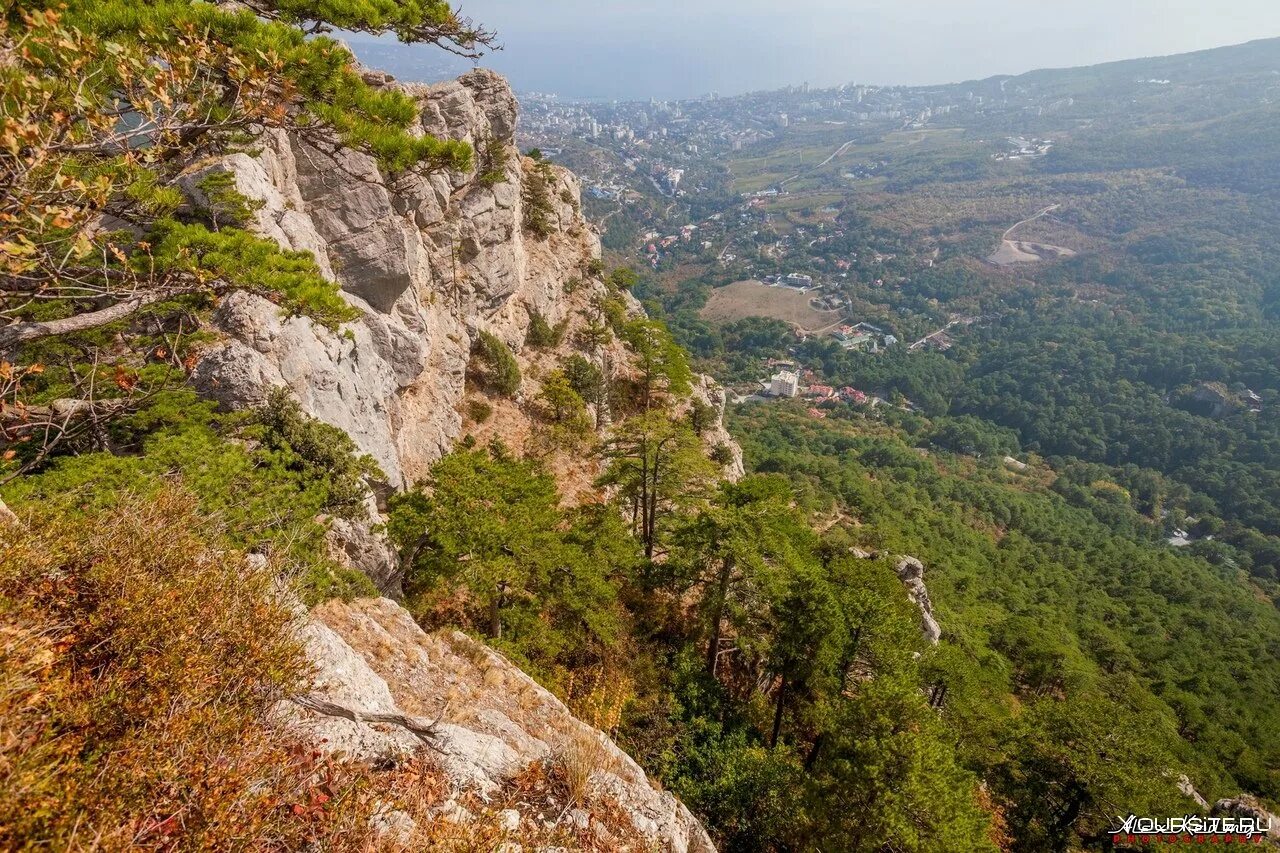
[190,69,599,489]
[895,556,942,644]
[690,374,745,481]
[292,597,717,853]
[1211,796,1280,843]
[186,68,731,852]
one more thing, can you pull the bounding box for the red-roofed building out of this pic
[806,407,827,419]
[840,387,869,404]
[806,384,836,399]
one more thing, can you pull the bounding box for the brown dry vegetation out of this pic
[0,488,380,850]
[700,280,842,331]
[0,490,658,851]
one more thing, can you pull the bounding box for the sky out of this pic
[346,1,1280,100]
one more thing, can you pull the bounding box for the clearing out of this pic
[700,280,843,332]
[989,204,1078,265]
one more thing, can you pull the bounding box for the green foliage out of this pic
[253,387,385,513]
[729,402,1280,827]
[600,410,718,559]
[688,397,717,435]
[195,170,264,228]
[807,676,997,852]
[525,310,567,348]
[563,353,604,405]
[522,159,557,239]
[622,318,693,409]
[537,371,590,428]
[2,389,380,604]
[476,134,509,188]
[470,330,522,397]
[608,267,640,291]
[466,397,494,423]
[387,445,627,686]
[147,219,358,327]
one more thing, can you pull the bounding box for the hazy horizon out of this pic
[345,1,1280,100]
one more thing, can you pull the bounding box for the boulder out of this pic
[895,556,942,644]
[288,597,716,852]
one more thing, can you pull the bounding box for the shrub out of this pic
[255,387,384,513]
[608,267,639,291]
[467,398,494,423]
[476,134,509,188]
[522,161,557,240]
[711,443,736,466]
[470,331,522,397]
[537,371,591,436]
[563,354,604,405]
[0,488,378,848]
[526,311,567,348]
[689,398,717,435]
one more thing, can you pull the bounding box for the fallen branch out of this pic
[290,694,448,749]
[0,292,175,350]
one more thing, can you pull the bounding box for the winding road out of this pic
[778,138,857,189]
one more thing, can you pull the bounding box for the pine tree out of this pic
[1,1,494,476]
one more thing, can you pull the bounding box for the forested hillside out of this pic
[4,2,1280,851]
[596,33,1280,850]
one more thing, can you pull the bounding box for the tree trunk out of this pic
[0,290,179,350]
[645,444,660,559]
[705,554,734,677]
[770,674,787,748]
[804,626,860,770]
[488,582,507,639]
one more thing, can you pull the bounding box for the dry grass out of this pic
[700,280,842,331]
[0,487,399,850]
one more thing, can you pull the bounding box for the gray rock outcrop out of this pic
[183,66,726,851]
[895,556,942,644]
[189,69,599,489]
[290,597,717,853]
[1212,796,1280,843]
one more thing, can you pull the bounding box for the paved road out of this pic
[1002,204,1060,241]
[779,138,857,189]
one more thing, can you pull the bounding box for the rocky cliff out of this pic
[181,68,724,851]
[188,69,598,489]
[283,598,715,852]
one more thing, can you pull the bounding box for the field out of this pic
[728,126,980,194]
[699,280,843,331]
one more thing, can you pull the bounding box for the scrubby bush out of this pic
[526,311,567,348]
[467,398,494,423]
[711,443,736,466]
[255,387,384,513]
[471,330,522,397]
[476,134,509,188]
[522,161,557,239]
[689,398,717,435]
[0,489,377,848]
[563,354,604,405]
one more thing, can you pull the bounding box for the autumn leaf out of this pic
[113,365,136,391]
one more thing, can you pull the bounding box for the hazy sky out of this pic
[349,1,1280,100]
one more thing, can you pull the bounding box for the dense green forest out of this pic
[608,37,1280,847]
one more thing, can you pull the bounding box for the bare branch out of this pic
[0,290,188,350]
[289,694,447,749]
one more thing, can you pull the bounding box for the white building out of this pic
[770,369,801,398]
